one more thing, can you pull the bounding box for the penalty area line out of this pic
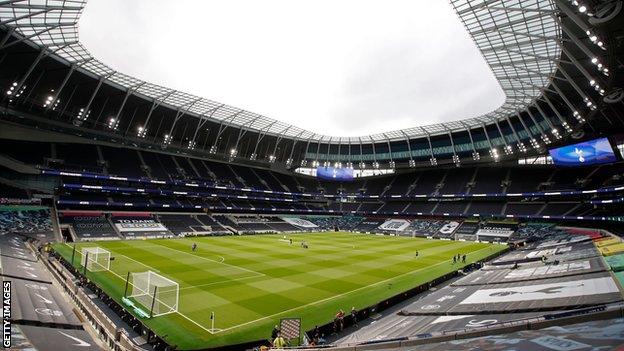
[63,244,218,335]
[178,274,262,291]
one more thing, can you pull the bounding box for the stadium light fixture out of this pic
[589,80,605,96]
[268,155,276,163]
[408,159,416,167]
[7,82,26,100]
[209,145,217,154]
[472,152,480,161]
[137,126,147,138]
[590,58,607,75]
[76,107,91,121]
[529,138,540,150]
[286,158,293,167]
[230,148,238,157]
[300,159,308,167]
[6,82,16,95]
[517,142,527,153]
[388,160,395,169]
[541,134,552,144]
[108,117,119,130]
[359,162,366,169]
[452,154,460,166]
[489,148,500,161]
[584,97,597,110]
[312,160,319,167]
[585,30,606,50]
[7,87,17,103]
[42,94,59,110]
[162,134,172,147]
[249,153,257,160]
[187,140,196,150]
[504,145,513,155]
[372,161,380,169]
[429,157,437,166]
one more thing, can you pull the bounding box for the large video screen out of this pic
[548,137,618,166]
[316,166,354,182]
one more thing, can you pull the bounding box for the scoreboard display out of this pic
[316,166,354,181]
[548,137,619,167]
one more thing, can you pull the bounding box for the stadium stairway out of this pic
[331,229,623,347]
[49,205,63,242]
[0,234,104,350]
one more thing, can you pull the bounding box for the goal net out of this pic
[128,271,179,317]
[80,247,111,272]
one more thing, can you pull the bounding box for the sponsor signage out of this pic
[113,218,168,232]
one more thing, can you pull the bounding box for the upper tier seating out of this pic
[230,165,267,190]
[55,143,102,173]
[386,173,416,195]
[102,147,145,177]
[439,168,474,194]
[3,139,623,199]
[471,168,507,193]
[409,170,446,195]
[506,168,551,193]
[0,139,50,166]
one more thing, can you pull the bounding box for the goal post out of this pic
[128,271,179,317]
[80,247,111,272]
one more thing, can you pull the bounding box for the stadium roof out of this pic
[0,0,563,143]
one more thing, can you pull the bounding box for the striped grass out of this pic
[53,232,505,349]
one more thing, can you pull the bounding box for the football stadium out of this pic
[1,0,624,350]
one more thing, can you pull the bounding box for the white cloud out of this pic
[79,0,505,137]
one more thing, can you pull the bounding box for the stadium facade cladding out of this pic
[0,0,621,169]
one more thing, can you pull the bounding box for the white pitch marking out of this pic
[214,245,497,333]
[64,241,497,335]
[140,242,265,277]
[117,252,161,273]
[64,244,222,335]
[178,274,261,291]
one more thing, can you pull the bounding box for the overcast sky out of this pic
[79,0,505,137]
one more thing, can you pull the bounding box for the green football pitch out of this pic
[53,232,506,349]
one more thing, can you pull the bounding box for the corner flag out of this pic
[210,311,215,332]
